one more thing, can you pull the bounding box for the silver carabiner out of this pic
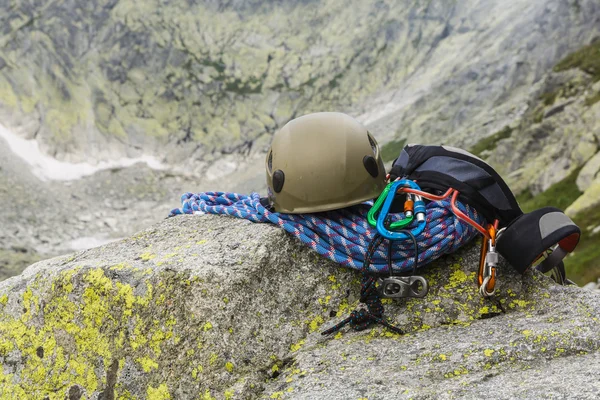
[479,238,498,297]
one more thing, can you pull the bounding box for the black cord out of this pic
[398,229,419,276]
[321,233,403,336]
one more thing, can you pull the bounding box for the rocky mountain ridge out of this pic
[478,39,600,284]
[1,0,599,168]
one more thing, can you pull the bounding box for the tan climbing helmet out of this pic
[266,112,386,213]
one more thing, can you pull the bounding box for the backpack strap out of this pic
[389,145,523,226]
[496,207,580,276]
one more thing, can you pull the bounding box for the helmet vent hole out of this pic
[273,170,285,193]
[367,133,378,155]
[363,156,379,178]
[267,151,273,172]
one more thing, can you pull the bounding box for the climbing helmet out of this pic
[265,112,386,213]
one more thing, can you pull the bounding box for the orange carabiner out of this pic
[451,191,490,238]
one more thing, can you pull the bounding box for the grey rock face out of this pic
[1,0,599,167]
[361,0,600,146]
[0,215,599,399]
[486,68,600,198]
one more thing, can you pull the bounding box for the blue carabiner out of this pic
[376,179,427,240]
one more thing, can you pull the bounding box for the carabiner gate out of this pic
[368,181,415,230]
[376,180,426,240]
[478,224,498,297]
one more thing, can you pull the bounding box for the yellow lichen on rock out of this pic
[147,383,171,399]
[0,267,178,398]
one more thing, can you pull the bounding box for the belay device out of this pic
[367,179,429,300]
[388,144,582,293]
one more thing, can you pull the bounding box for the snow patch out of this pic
[68,236,122,252]
[0,122,165,181]
[205,158,238,181]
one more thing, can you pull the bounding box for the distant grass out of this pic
[539,90,559,106]
[381,139,407,162]
[469,126,513,157]
[517,167,583,213]
[554,39,600,81]
[515,189,534,209]
[533,110,544,124]
[565,207,600,285]
[585,91,600,107]
[514,167,599,285]
[0,248,42,281]
[539,80,585,108]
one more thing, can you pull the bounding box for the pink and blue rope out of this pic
[168,192,484,273]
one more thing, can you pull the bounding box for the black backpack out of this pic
[389,144,580,282]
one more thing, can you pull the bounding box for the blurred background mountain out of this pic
[0,0,599,284]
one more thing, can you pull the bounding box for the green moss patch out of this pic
[0,267,216,399]
[565,207,600,285]
[469,126,513,158]
[584,91,600,107]
[539,91,559,106]
[554,39,600,81]
[517,167,583,213]
[381,139,407,162]
[533,110,544,124]
[538,80,587,108]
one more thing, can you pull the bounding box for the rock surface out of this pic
[566,176,600,217]
[486,69,600,197]
[1,215,599,399]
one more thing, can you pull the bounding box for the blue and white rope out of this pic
[169,192,484,273]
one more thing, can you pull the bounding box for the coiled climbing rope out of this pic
[168,191,485,274]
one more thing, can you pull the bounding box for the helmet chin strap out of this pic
[259,196,274,212]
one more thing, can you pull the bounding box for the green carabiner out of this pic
[367,182,414,230]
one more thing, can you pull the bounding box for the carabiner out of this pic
[478,224,497,297]
[451,191,490,239]
[376,180,426,240]
[367,181,414,230]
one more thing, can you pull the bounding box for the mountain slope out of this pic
[1,0,599,170]
[469,39,600,284]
